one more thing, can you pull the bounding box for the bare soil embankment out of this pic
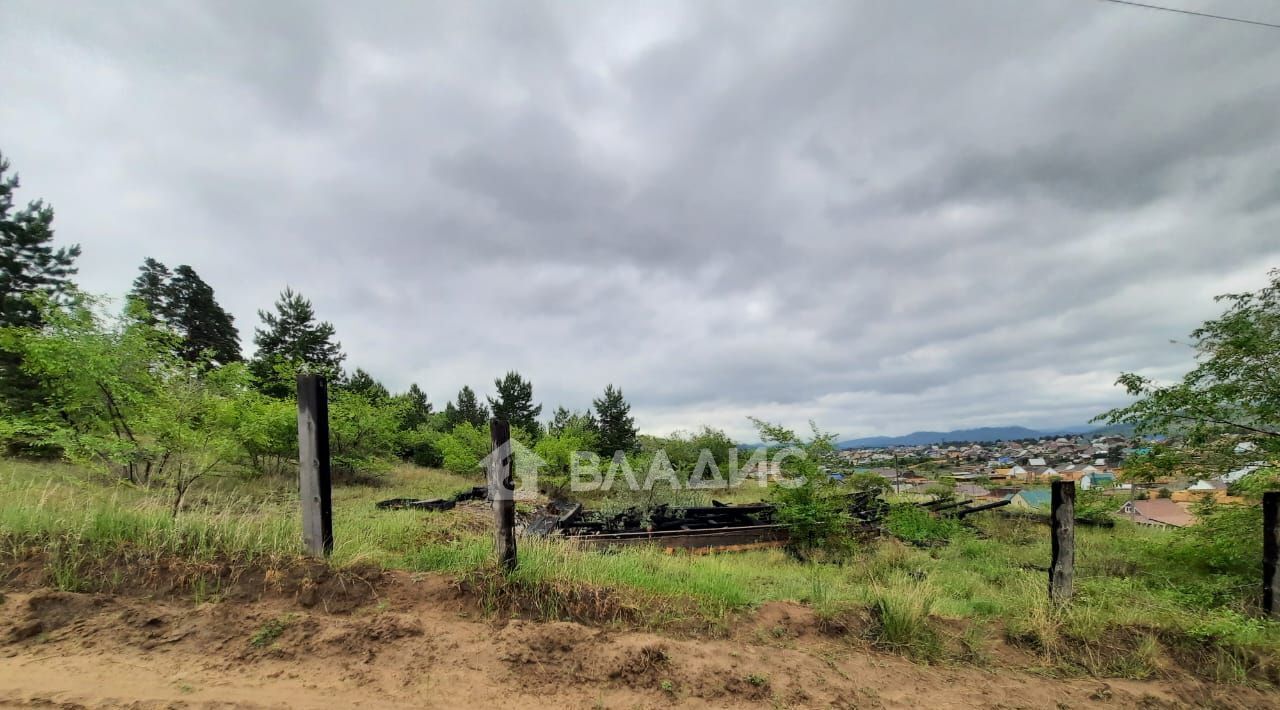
[2,562,1277,709]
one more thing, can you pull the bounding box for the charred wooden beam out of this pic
[929,499,972,513]
[952,499,1011,518]
[568,524,790,551]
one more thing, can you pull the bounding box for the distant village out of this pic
[836,433,1258,529]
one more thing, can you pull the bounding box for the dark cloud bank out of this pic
[2,0,1278,440]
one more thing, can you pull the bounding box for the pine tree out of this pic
[346,368,389,402]
[487,371,542,436]
[445,385,488,429]
[0,152,80,331]
[401,383,432,429]
[548,406,596,436]
[169,265,240,366]
[250,287,344,396]
[592,384,637,456]
[128,258,173,325]
[127,260,240,367]
[0,151,80,412]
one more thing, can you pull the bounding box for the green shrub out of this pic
[1074,486,1116,525]
[327,390,407,479]
[435,422,491,474]
[1171,495,1261,578]
[886,504,960,545]
[233,391,297,476]
[749,418,853,555]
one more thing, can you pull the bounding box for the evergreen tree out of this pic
[169,265,240,366]
[0,151,80,412]
[401,382,432,429]
[445,385,488,429]
[548,405,596,436]
[487,371,542,436]
[0,152,80,330]
[592,384,637,456]
[346,368,390,402]
[128,258,173,325]
[127,260,240,367]
[249,287,344,396]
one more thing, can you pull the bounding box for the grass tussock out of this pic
[868,574,940,660]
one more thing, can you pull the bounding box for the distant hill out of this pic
[837,423,1131,449]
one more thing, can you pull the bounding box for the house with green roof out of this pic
[1005,488,1051,510]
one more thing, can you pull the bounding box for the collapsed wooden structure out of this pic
[523,490,1011,552]
[376,485,1011,552]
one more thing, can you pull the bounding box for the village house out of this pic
[1118,498,1196,528]
[1007,488,1051,511]
[1079,471,1116,489]
[954,482,993,499]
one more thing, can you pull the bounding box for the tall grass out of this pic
[869,573,940,659]
[3,459,1279,681]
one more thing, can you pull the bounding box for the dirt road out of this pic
[0,572,1274,709]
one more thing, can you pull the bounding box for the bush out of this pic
[403,429,444,468]
[1074,486,1115,525]
[848,471,891,494]
[327,390,407,480]
[886,504,960,545]
[435,422,491,475]
[639,426,738,476]
[233,391,296,476]
[1173,494,1261,578]
[533,423,598,495]
[750,418,853,555]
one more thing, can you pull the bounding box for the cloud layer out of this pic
[3,0,1279,440]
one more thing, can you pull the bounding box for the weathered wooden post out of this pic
[488,418,518,572]
[1049,480,1075,603]
[1264,492,1280,618]
[297,374,333,557]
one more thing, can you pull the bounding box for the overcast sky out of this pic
[2,1,1278,441]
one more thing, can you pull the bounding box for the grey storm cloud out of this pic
[2,0,1279,441]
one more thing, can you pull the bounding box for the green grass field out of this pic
[2,459,1277,682]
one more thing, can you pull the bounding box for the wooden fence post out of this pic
[1264,492,1280,618]
[489,419,518,572]
[297,374,333,557]
[1049,480,1075,603]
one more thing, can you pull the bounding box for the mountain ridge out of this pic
[836,423,1129,449]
